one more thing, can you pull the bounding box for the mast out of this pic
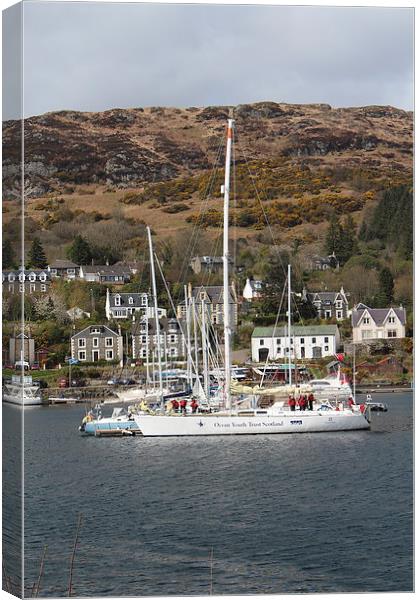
[223,116,234,411]
[147,226,163,406]
[287,264,292,386]
[184,285,192,388]
[201,299,209,399]
[352,343,356,399]
[145,294,149,391]
[192,297,199,384]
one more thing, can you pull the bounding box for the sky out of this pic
[2,1,415,120]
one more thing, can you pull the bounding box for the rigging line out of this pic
[154,250,201,381]
[176,135,225,290]
[260,278,287,387]
[236,139,289,281]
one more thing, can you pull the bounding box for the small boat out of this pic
[79,406,141,436]
[2,375,43,406]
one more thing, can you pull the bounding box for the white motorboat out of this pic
[134,116,370,437]
[2,375,43,406]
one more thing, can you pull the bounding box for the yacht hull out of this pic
[135,410,370,436]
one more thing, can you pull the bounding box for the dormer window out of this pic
[363,317,370,324]
[29,273,36,282]
[19,272,25,282]
[8,274,15,282]
[128,297,134,305]
[115,295,121,306]
[388,316,396,324]
[39,273,46,282]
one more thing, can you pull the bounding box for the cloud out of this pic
[7,2,413,120]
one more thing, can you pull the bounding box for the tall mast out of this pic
[192,297,199,384]
[287,264,292,386]
[184,285,192,388]
[147,226,163,405]
[201,299,209,399]
[145,294,149,391]
[223,117,234,411]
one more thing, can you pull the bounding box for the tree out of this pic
[325,213,343,258]
[67,235,92,265]
[379,267,394,304]
[27,237,48,269]
[340,215,358,264]
[2,239,16,269]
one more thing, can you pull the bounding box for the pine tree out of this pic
[379,267,394,304]
[67,235,92,265]
[28,237,48,268]
[340,215,358,264]
[325,213,343,258]
[2,239,16,269]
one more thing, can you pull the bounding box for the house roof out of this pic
[252,324,339,338]
[49,259,79,269]
[307,291,347,303]
[351,305,406,327]
[192,285,235,303]
[109,292,148,308]
[72,324,120,338]
[132,317,183,335]
[81,265,131,276]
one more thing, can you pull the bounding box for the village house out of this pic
[132,316,185,361]
[310,253,339,271]
[251,324,340,362]
[303,286,349,320]
[8,330,35,367]
[242,278,263,301]
[105,289,167,320]
[71,325,123,364]
[79,264,132,284]
[2,268,51,295]
[351,303,406,344]
[351,304,406,343]
[47,259,79,280]
[189,255,232,275]
[176,283,238,330]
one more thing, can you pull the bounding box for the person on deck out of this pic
[179,398,187,414]
[298,395,305,411]
[190,398,198,414]
[308,393,314,411]
[172,399,179,413]
[288,395,296,412]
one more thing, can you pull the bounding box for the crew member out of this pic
[179,398,187,414]
[190,398,198,414]
[172,398,179,413]
[288,395,296,412]
[308,393,314,411]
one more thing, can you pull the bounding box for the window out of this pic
[336,301,342,309]
[78,338,86,348]
[29,273,36,282]
[8,285,13,292]
[285,348,289,355]
[19,284,24,292]
[8,274,15,282]
[91,327,100,333]
[325,310,331,318]
[141,349,147,358]
[171,348,178,357]
[50,269,57,275]
[39,274,46,282]
[170,335,176,343]
[276,338,281,346]
[105,349,114,360]
[105,337,113,347]
[363,317,370,324]
[141,335,147,344]
[336,311,342,319]
[92,338,99,348]
[260,339,264,346]
[141,295,147,306]
[362,330,372,340]
[128,297,134,305]
[312,337,316,344]
[40,284,47,292]
[68,268,75,275]
[115,295,121,306]
[387,330,397,338]
[78,351,86,361]
[324,346,329,352]
[388,316,396,324]
[30,284,36,293]
[300,338,305,344]
[19,272,25,282]
[324,337,329,343]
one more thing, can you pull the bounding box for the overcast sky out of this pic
[3,2,414,119]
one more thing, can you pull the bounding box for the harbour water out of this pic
[4,392,413,596]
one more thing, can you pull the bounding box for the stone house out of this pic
[251,324,340,362]
[189,256,229,275]
[303,286,349,320]
[351,304,406,343]
[177,283,238,330]
[71,325,123,363]
[310,253,339,271]
[132,317,185,361]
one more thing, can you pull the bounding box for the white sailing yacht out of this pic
[135,116,370,436]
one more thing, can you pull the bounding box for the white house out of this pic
[351,304,406,343]
[105,289,167,320]
[242,278,263,301]
[251,324,340,362]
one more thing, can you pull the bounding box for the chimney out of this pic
[188,281,192,299]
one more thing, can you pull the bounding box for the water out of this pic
[5,393,413,596]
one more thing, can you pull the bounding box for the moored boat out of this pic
[2,375,43,406]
